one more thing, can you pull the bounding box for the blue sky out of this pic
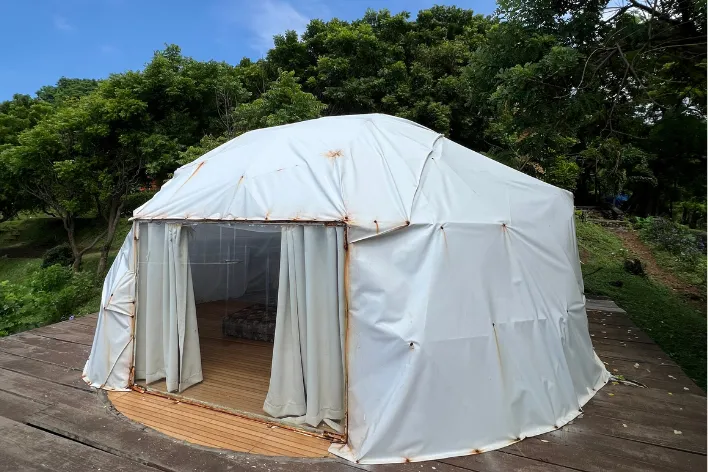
[0,0,497,101]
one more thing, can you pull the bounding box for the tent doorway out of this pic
[131,222,347,438]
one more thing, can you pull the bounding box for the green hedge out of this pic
[0,265,98,336]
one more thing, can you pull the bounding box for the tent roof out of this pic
[134,114,566,241]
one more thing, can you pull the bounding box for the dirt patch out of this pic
[611,227,706,305]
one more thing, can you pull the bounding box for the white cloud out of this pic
[216,0,330,55]
[53,15,73,32]
[248,0,310,52]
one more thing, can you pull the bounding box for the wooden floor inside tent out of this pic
[129,300,337,456]
[137,301,275,416]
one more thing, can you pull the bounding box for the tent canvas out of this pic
[83,114,609,464]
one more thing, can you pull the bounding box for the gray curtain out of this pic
[135,223,203,393]
[264,225,346,432]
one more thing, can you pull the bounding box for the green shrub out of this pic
[0,265,97,336]
[675,201,707,229]
[41,243,74,268]
[634,217,704,256]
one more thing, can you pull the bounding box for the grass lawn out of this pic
[648,244,707,293]
[577,220,706,389]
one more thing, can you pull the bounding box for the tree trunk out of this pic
[61,216,83,272]
[594,158,598,203]
[59,211,107,272]
[96,200,123,276]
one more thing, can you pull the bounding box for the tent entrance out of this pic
[131,221,347,440]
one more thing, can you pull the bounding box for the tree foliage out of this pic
[0,3,704,273]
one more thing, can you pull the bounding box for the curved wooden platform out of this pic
[107,389,333,457]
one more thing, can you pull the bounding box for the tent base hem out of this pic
[328,367,610,464]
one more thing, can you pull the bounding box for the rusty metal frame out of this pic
[127,219,349,444]
[128,220,139,387]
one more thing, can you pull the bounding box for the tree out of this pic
[0,95,53,221]
[4,90,150,273]
[232,71,325,130]
[177,135,229,166]
[4,105,101,270]
[36,78,99,105]
[490,0,706,203]
[74,90,150,275]
[119,45,250,180]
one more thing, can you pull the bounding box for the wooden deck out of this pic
[0,298,704,471]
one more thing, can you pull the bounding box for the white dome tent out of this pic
[83,114,609,464]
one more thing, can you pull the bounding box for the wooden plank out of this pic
[117,401,270,447]
[31,323,95,346]
[60,313,98,329]
[440,451,577,472]
[65,319,98,329]
[590,391,706,421]
[501,436,676,472]
[587,311,637,327]
[585,299,626,313]
[594,343,672,365]
[117,407,253,452]
[111,395,261,449]
[147,375,268,399]
[200,361,272,377]
[27,402,358,472]
[111,391,328,449]
[593,336,665,352]
[349,459,469,471]
[583,402,705,437]
[137,332,276,418]
[109,390,333,458]
[0,367,98,411]
[601,356,691,378]
[139,380,266,413]
[0,332,89,370]
[0,390,50,423]
[535,428,705,472]
[167,398,331,448]
[563,410,706,454]
[0,351,90,391]
[0,299,701,472]
[588,324,655,344]
[599,382,707,408]
[0,416,159,471]
[47,318,98,336]
[601,358,702,392]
